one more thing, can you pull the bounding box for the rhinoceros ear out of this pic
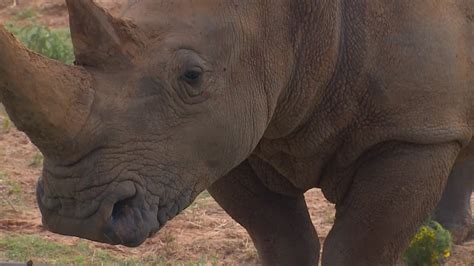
[66,0,141,69]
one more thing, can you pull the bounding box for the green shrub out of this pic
[5,20,74,64]
[405,220,452,266]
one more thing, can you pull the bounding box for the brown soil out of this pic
[0,1,474,265]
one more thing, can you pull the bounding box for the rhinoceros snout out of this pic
[36,179,160,247]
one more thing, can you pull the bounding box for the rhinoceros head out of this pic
[0,0,293,246]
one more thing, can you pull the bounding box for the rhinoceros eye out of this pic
[181,67,203,87]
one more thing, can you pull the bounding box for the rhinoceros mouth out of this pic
[36,174,198,247]
[36,178,158,247]
[103,197,191,246]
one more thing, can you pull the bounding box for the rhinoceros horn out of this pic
[0,1,142,160]
[0,27,94,159]
[66,0,142,69]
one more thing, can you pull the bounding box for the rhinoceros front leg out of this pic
[208,160,320,266]
[322,142,460,266]
[433,159,474,243]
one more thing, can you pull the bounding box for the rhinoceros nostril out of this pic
[105,195,151,247]
[111,196,135,223]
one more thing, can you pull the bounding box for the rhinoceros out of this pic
[0,0,472,265]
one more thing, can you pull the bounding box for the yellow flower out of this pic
[405,221,452,265]
[443,250,451,258]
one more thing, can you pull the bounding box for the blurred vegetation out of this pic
[405,220,452,266]
[1,116,10,134]
[0,171,23,212]
[0,235,124,265]
[12,8,37,21]
[0,234,221,265]
[0,171,20,196]
[0,171,21,196]
[29,152,43,168]
[4,9,74,64]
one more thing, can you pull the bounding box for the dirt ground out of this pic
[0,1,473,265]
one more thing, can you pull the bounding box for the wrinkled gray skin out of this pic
[0,0,473,265]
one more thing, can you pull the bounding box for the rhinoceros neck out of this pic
[264,0,343,139]
[255,1,369,191]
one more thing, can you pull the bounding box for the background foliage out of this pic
[5,9,74,64]
[405,220,452,266]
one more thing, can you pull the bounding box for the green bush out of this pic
[405,220,452,266]
[5,19,74,64]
